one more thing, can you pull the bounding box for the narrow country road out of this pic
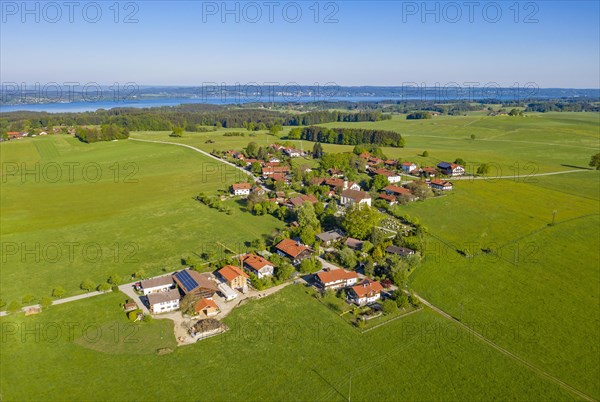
[0,290,112,317]
[128,137,269,191]
[450,169,592,180]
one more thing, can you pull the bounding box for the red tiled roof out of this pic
[378,193,397,202]
[289,194,318,207]
[384,185,411,195]
[373,168,399,177]
[275,239,311,258]
[241,254,274,271]
[232,182,251,191]
[351,279,383,298]
[219,265,249,282]
[431,179,452,186]
[316,269,358,284]
[195,298,219,313]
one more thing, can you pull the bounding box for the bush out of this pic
[422,151,429,157]
[40,297,53,309]
[7,300,22,313]
[52,286,66,298]
[21,294,35,304]
[80,279,95,292]
[111,285,119,293]
[128,310,140,322]
[97,282,111,292]
[143,314,153,323]
[381,299,398,315]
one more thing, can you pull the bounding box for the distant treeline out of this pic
[0,105,387,134]
[524,101,600,112]
[290,126,405,147]
[75,124,129,143]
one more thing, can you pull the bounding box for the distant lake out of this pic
[0,96,402,113]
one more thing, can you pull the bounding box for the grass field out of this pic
[0,286,581,401]
[1,112,598,400]
[0,136,284,303]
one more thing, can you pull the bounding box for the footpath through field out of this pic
[414,293,597,402]
[128,137,269,191]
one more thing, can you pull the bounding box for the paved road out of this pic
[0,290,112,316]
[128,137,270,192]
[450,169,592,181]
[118,283,150,314]
[413,292,597,402]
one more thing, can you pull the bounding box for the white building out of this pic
[147,289,180,313]
[140,276,174,295]
[340,189,372,207]
[218,283,238,301]
[231,182,251,196]
[315,269,358,290]
[401,162,418,174]
[348,279,383,306]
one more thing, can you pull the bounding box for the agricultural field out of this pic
[0,285,580,401]
[0,135,284,303]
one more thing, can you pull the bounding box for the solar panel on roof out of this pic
[176,270,198,292]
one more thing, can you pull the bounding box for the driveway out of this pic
[118,283,150,314]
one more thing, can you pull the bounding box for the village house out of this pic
[147,289,180,314]
[327,168,344,178]
[262,166,290,178]
[140,275,174,295]
[348,279,383,305]
[218,265,249,290]
[275,239,313,264]
[430,179,453,191]
[420,167,438,178]
[384,159,397,167]
[340,189,372,207]
[284,147,303,157]
[241,253,275,278]
[400,162,418,174]
[437,162,465,176]
[386,245,416,257]
[231,182,252,196]
[378,193,398,205]
[372,168,402,184]
[383,185,416,201]
[315,268,358,290]
[173,269,219,298]
[7,132,26,140]
[287,194,318,208]
[316,230,343,246]
[195,298,220,317]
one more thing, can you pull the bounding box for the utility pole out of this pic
[459,303,463,321]
[551,210,557,226]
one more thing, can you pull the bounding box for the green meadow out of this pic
[0,286,580,401]
[0,111,598,400]
[0,136,284,302]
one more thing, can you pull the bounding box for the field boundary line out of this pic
[415,294,598,402]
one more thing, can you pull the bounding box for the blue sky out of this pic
[1,1,598,87]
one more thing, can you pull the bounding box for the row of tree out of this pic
[291,126,405,147]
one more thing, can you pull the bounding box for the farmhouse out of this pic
[275,239,313,264]
[340,189,371,207]
[195,298,220,317]
[378,193,397,205]
[315,268,358,290]
[173,269,219,298]
[218,265,249,289]
[430,179,453,191]
[386,245,416,257]
[316,230,343,246]
[437,162,465,176]
[348,279,383,305]
[288,194,318,208]
[241,253,275,278]
[140,275,174,295]
[401,162,418,174]
[262,166,290,178]
[420,167,437,178]
[383,185,411,196]
[231,182,252,196]
[372,168,402,183]
[284,147,303,157]
[147,289,180,314]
